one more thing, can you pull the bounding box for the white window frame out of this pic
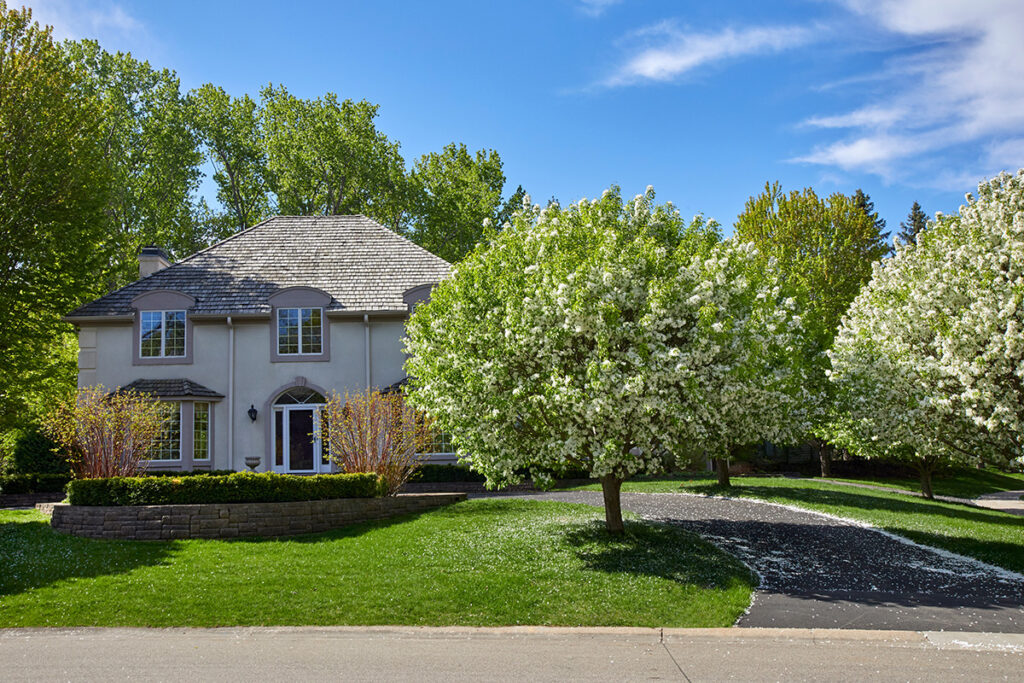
[277,307,323,356]
[139,310,187,358]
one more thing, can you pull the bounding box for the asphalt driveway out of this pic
[492,490,1024,632]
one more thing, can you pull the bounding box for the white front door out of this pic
[272,405,329,473]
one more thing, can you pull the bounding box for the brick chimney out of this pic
[139,245,170,279]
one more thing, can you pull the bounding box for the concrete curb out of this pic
[2,625,1023,651]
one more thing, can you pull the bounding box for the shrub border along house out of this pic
[66,471,384,505]
[44,472,466,540]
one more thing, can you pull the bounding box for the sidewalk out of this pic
[2,626,1022,682]
[974,490,1024,516]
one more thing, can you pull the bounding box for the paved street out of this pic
[496,491,1024,632]
[2,626,1022,682]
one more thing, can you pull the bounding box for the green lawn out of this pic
[824,467,1024,499]
[0,499,754,628]
[568,475,1024,574]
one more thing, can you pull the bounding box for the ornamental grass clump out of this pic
[322,389,433,495]
[42,386,167,478]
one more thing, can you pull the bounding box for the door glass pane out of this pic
[289,409,314,471]
[274,410,284,467]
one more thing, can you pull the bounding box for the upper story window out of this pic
[140,310,186,358]
[277,307,322,355]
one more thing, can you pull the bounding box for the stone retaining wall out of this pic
[1,492,65,509]
[42,493,466,540]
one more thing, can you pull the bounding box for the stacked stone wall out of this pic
[42,493,465,540]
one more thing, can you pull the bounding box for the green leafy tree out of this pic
[495,184,527,229]
[0,3,110,429]
[188,84,271,234]
[406,188,806,532]
[63,40,203,287]
[735,183,891,475]
[897,201,929,245]
[410,143,506,262]
[261,84,410,231]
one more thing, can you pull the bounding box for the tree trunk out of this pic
[819,441,832,478]
[914,457,935,499]
[600,474,625,535]
[715,457,731,487]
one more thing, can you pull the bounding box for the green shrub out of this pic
[66,472,385,506]
[409,464,486,483]
[142,469,237,477]
[0,427,70,475]
[0,473,72,494]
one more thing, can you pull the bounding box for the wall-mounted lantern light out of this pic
[248,405,258,422]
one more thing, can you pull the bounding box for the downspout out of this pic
[363,313,371,389]
[226,316,234,470]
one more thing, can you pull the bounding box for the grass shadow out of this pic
[0,513,177,599]
[558,519,757,590]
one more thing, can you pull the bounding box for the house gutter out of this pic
[363,313,371,389]
[226,316,234,469]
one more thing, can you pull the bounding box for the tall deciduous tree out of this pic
[897,201,929,245]
[406,188,806,532]
[188,84,271,234]
[410,143,505,262]
[0,3,110,429]
[735,183,891,475]
[828,172,1024,497]
[261,84,410,231]
[63,40,203,287]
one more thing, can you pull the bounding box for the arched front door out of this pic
[271,387,330,474]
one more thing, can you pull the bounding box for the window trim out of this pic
[139,310,188,359]
[276,306,323,356]
[131,290,195,367]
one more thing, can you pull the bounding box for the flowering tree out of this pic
[405,187,808,532]
[42,386,168,478]
[322,389,433,495]
[827,171,1024,497]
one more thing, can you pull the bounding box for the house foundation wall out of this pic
[41,493,466,540]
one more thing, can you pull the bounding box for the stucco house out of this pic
[64,215,453,473]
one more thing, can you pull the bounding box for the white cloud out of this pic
[602,22,812,87]
[577,0,622,17]
[796,0,1024,183]
[27,0,145,45]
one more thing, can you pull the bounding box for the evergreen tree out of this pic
[853,189,889,242]
[898,201,929,244]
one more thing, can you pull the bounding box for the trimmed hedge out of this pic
[67,472,385,506]
[142,469,237,478]
[0,473,72,494]
[409,464,487,483]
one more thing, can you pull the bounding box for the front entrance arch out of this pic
[270,386,330,474]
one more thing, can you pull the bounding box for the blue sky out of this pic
[28,0,1024,235]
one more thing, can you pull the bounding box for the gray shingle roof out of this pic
[68,215,451,318]
[116,379,225,399]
